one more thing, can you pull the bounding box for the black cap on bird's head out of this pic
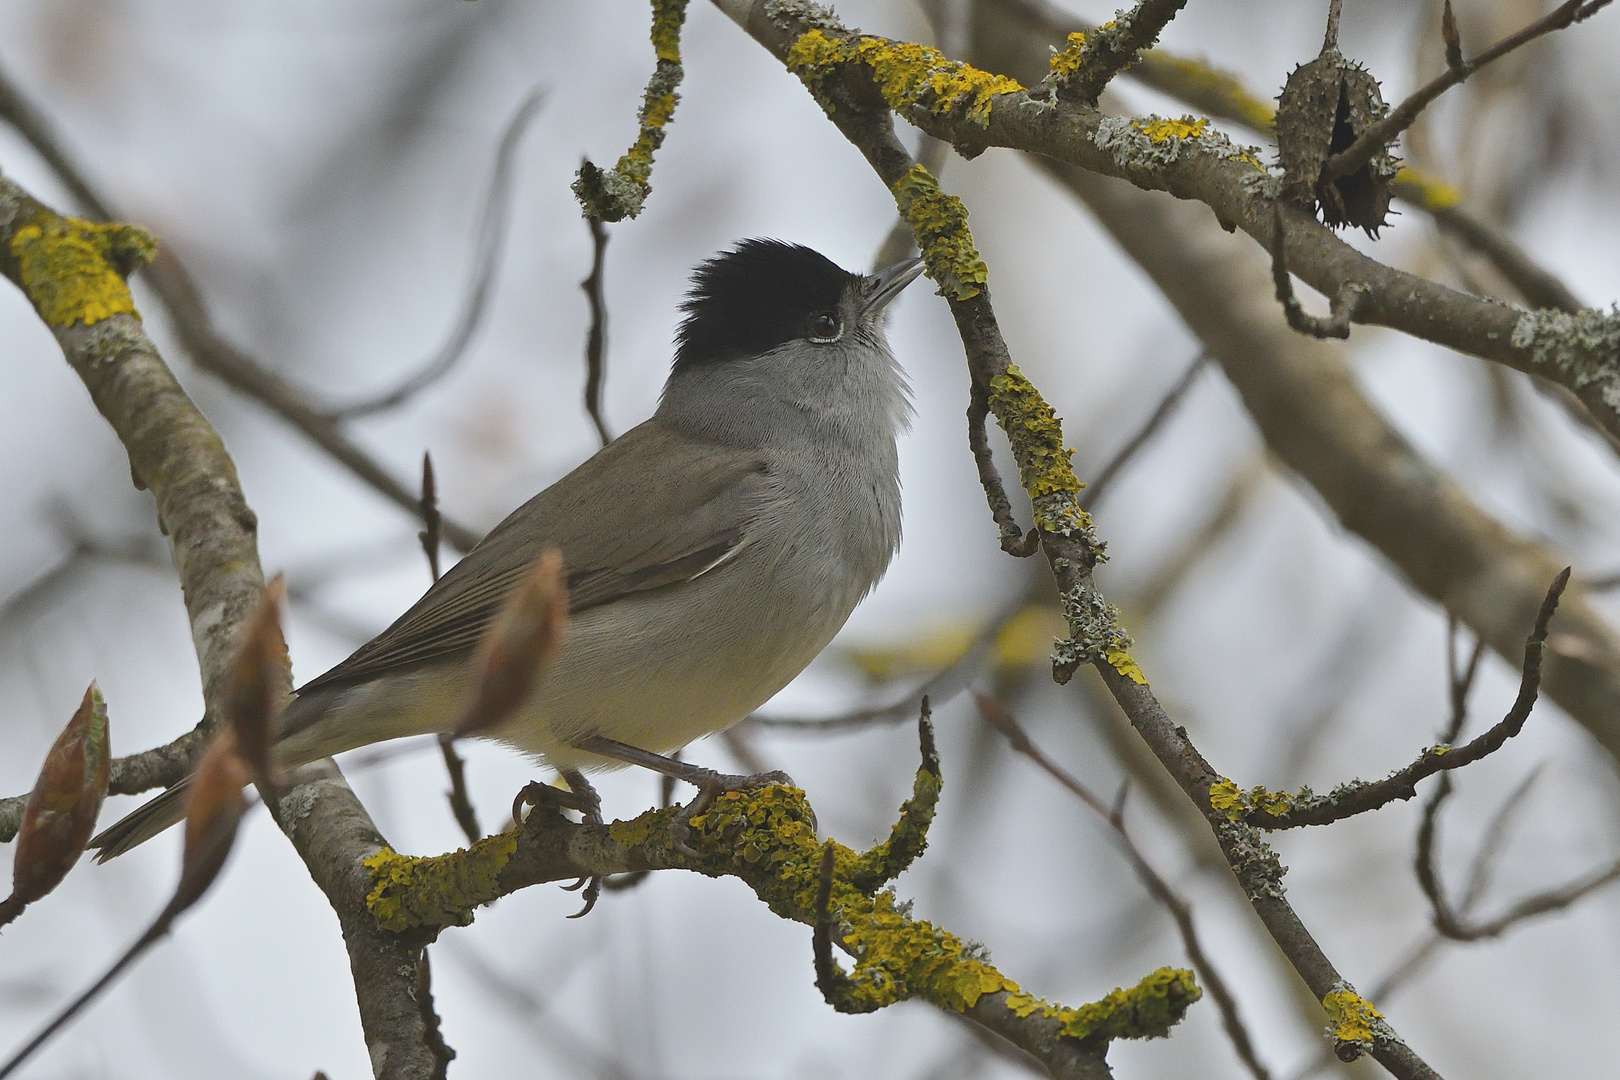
[673,239,924,371]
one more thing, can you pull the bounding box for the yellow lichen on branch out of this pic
[573,0,689,222]
[785,29,1023,126]
[363,828,518,932]
[1049,32,1089,79]
[1005,967,1200,1042]
[1322,982,1392,1056]
[1207,777,1315,822]
[986,365,1089,537]
[9,215,156,329]
[889,164,988,301]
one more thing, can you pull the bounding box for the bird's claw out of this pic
[511,772,605,918]
[669,768,797,858]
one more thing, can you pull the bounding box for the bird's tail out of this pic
[89,778,192,861]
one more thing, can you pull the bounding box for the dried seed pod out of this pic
[1275,49,1399,237]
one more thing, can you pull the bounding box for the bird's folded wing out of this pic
[297,419,770,693]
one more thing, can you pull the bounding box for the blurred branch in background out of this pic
[324,89,545,421]
[975,692,1273,1080]
[0,60,483,551]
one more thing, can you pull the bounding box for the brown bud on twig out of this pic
[1276,46,1398,237]
[168,731,251,918]
[223,575,288,788]
[454,548,568,737]
[2,684,112,926]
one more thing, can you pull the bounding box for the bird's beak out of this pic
[861,257,927,318]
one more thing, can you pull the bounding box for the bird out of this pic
[92,239,925,895]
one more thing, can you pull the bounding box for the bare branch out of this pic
[580,213,614,446]
[1323,0,1614,184]
[1270,204,1364,339]
[1082,352,1207,511]
[326,89,544,419]
[1213,569,1568,830]
[974,693,1272,1080]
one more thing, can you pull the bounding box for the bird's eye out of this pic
[807,311,841,342]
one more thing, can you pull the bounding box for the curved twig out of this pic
[326,89,545,420]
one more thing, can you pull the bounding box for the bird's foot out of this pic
[573,735,798,858]
[668,765,797,858]
[512,769,603,918]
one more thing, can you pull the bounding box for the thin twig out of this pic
[1253,569,1569,829]
[580,213,614,446]
[1417,626,1620,946]
[418,451,481,845]
[1323,0,1614,184]
[974,693,1272,1080]
[747,601,1023,731]
[968,388,1040,557]
[1081,352,1208,511]
[1063,0,1192,104]
[327,89,545,419]
[1322,0,1343,52]
[1270,204,1363,339]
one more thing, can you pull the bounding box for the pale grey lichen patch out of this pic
[278,783,319,828]
[1052,583,1130,681]
[58,314,152,368]
[1240,169,1285,201]
[1511,305,1620,410]
[1092,114,1265,173]
[1216,821,1288,900]
[762,0,842,31]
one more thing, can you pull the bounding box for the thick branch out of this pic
[0,172,445,1079]
[362,778,1192,1080]
[774,17,1620,444]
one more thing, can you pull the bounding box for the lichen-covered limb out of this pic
[709,8,1447,1076]
[573,0,689,222]
[998,0,1591,325]
[969,6,1620,775]
[771,12,1620,444]
[0,170,448,1079]
[365,760,1195,1079]
[1053,0,1190,105]
[1214,569,1567,831]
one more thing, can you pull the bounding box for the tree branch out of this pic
[716,3,1446,1075]
[0,171,448,1078]
[1321,0,1613,185]
[360,729,1195,1080]
[777,14,1620,445]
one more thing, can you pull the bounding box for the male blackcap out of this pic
[94,239,924,861]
